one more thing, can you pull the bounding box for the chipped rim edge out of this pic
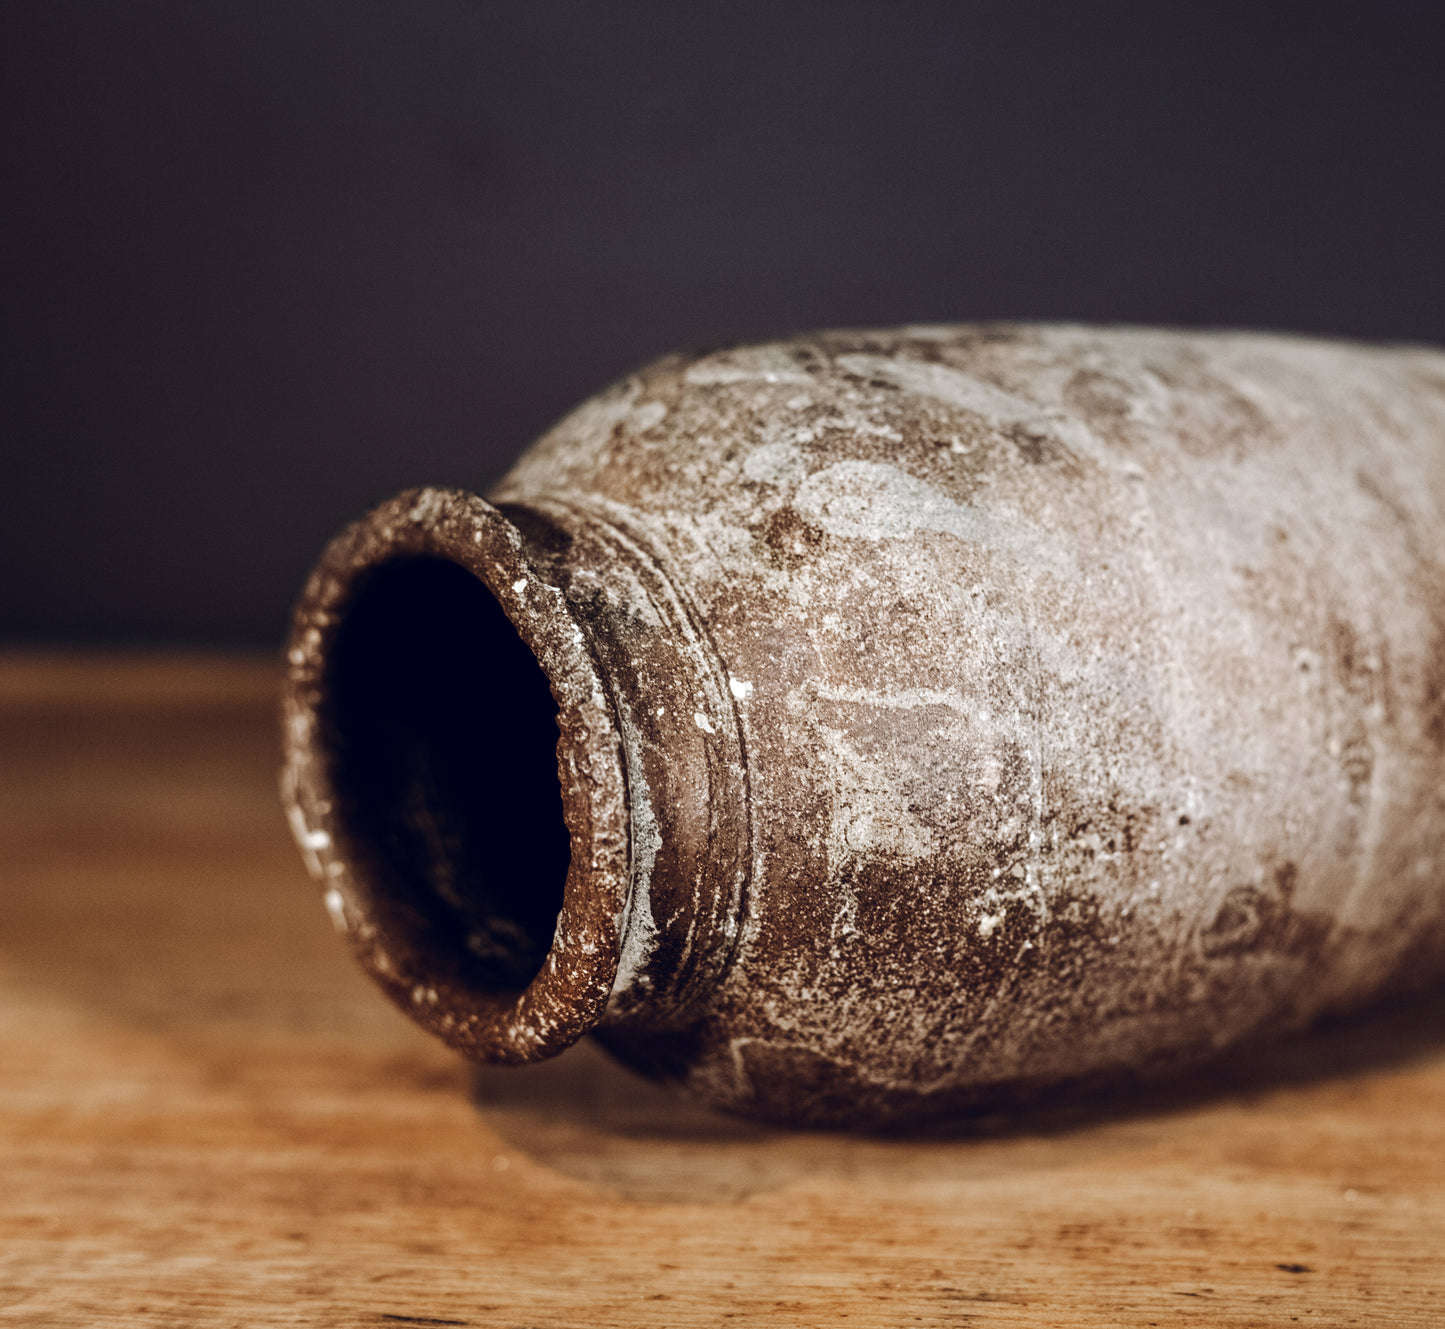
[280,486,632,1063]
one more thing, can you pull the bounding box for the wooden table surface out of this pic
[3,653,1444,1327]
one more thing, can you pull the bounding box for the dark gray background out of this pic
[5,1,1443,643]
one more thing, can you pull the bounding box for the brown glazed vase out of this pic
[282,325,1445,1128]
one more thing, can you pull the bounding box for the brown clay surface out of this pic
[286,326,1445,1127]
[4,651,1445,1325]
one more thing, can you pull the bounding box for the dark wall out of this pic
[4,1,1443,643]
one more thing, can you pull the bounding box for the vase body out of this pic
[283,325,1445,1127]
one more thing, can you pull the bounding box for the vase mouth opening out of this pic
[281,488,632,1063]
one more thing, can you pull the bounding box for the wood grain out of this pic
[2,651,1443,1327]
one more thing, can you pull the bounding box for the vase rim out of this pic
[280,486,632,1063]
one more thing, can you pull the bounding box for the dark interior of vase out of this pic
[321,556,570,991]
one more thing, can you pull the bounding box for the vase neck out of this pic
[280,487,746,1064]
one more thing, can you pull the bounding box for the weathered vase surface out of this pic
[283,325,1445,1127]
